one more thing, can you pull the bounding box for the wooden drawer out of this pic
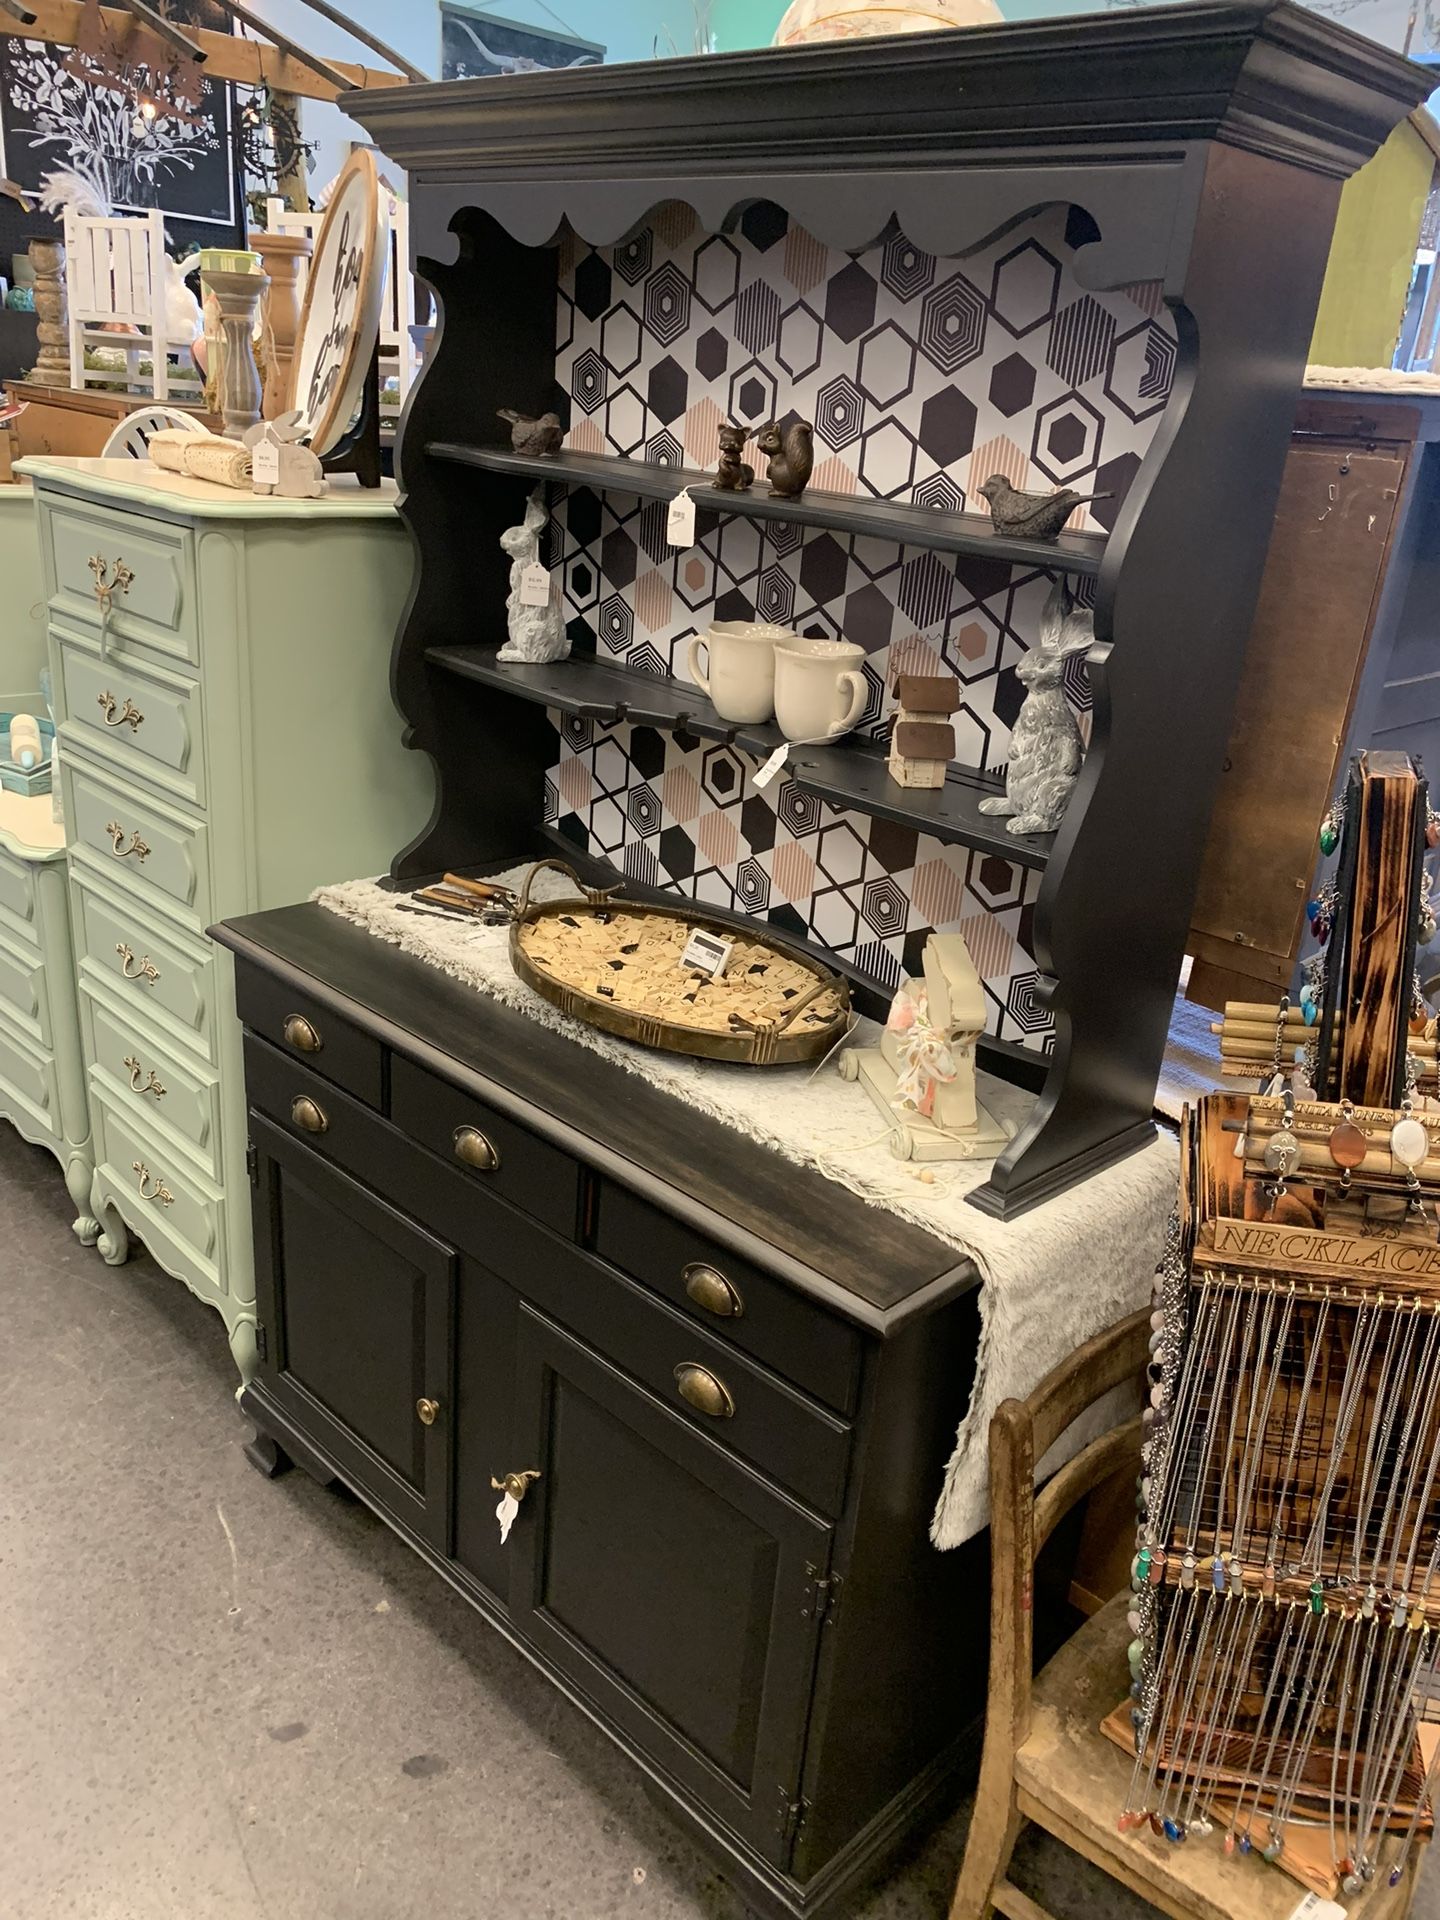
[65,749,210,931]
[390,1054,581,1236]
[595,1182,862,1415]
[233,958,383,1109]
[0,1007,60,1142]
[71,867,217,1063]
[0,841,39,950]
[0,924,51,1049]
[54,625,202,808]
[43,496,197,666]
[82,984,222,1179]
[90,1087,223,1291]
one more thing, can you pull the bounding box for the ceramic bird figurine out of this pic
[976,473,1112,543]
[498,408,564,457]
[757,419,814,499]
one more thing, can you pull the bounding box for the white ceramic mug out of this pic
[687,621,794,725]
[773,637,867,744]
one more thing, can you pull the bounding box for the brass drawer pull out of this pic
[453,1124,499,1172]
[104,819,150,862]
[683,1262,744,1319]
[98,690,144,732]
[489,1469,541,1503]
[674,1363,735,1420]
[115,942,159,985]
[416,1397,442,1427]
[131,1160,174,1206]
[88,554,135,612]
[290,1094,328,1135]
[282,1014,321,1053]
[124,1054,165,1100]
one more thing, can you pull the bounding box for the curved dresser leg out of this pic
[92,1174,131,1266]
[65,1150,101,1246]
[228,1316,260,1397]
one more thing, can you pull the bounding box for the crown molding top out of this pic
[348,1,1431,187]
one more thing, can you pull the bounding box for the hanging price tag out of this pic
[251,438,280,487]
[519,562,552,608]
[752,741,790,789]
[667,486,697,548]
[496,1490,520,1543]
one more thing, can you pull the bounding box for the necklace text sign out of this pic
[1198,1215,1440,1287]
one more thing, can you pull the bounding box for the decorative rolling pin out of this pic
[6,713,41,769]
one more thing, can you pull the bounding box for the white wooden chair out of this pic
[64,208,179,401]
[263,193,419,410]
[99,407,208,460]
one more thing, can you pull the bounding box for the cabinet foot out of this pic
[238,1387,339,1490]
[244,1429,293,1478]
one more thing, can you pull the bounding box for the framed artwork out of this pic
[0,0,236,232]
[440,4,604,78]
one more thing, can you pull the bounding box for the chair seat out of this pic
[1013,1592,1421,1920]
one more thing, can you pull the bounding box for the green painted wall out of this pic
[1309,119,1434,367]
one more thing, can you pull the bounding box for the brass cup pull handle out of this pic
[453,1125,499,1172]
[104,819,150,862]
[674,1363,735,1420]
[291,1095,328,1136]
[683,1262,744,1319]
[490,1469,541,1503]
[124,1054,165,1100]
[282,1014,321,1054]
[98,690,144,731]
[416,1397,442,1427]
[131,1160,174,1206]
[89,554,135,611]
[115,942,159,985]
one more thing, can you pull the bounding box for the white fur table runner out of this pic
[316,870,1178,1548]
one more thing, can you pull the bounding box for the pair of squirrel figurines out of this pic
[715,419,813,500]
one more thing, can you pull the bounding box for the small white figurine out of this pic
[243,412,326,499]
[498,488,569,664]
[978,578,1093,836]
[838,933,1014,1160]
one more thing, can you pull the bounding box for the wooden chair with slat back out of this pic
[948,1309,1425,1920]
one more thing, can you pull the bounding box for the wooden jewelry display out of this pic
[1121,754,1440,1901]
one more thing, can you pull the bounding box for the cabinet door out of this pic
[507,1305,832,1867]
[250,1116,456,1553]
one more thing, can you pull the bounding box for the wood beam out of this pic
[210,0,353,95]
[288,0,429,83]
[0,2,38,25]
[115,0,206,63]
[19,1,407,101]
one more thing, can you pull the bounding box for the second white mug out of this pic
[773,636,867,744]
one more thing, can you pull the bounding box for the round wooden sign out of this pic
[291,148,389,457]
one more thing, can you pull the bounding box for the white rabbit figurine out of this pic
[497,488,570,664]
[979,578,1093,836]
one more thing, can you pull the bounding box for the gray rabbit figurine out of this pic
[978,580,1093,836]
[497,488,569,664]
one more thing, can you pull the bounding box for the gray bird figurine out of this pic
[976,474,1112,543]
[498,408,564,457]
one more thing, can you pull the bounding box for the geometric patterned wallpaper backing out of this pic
[541,203,1176,1053]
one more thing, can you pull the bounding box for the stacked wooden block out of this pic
[888,673,958,789]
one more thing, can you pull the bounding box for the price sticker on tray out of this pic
[679,927,733,980]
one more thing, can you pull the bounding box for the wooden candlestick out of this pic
[27,236,69,383]
[204,268,267,440]
[248,230,312,420]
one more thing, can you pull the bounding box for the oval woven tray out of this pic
[510,859,851,1065]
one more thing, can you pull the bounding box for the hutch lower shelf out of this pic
[213,900,1083,1920]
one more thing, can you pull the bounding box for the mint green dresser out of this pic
[0,479,100,1244]
[24,457,432,1386]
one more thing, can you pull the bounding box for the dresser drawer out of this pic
[0,1008,60,1142]
[390,1054,581,1236]
[232,958,383,1109]
[0,925,51,1049]
[66,750,210,931]
[82,985,222,1179]
[90,1088,223,1285]
[44,496,197,666]
[72,868,217,1062]
[55,627,202,808]
[0,842,39,950]
[595,1182,862,1415]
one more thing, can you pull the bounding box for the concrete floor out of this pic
[4,1122,1439,1920]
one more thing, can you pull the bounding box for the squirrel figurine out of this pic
[757,419,814,500]
[714,423,754,492]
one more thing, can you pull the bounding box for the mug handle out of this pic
[826,670,867,739]
[687,634,711,697]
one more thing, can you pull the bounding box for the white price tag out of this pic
[519,562,552,609]
[680,928,733,980]
[667,486,697,548]
[251,438,280,487]
[1287,1896,1345,1920]
[496,1491,520,1544]
[752,742,790,789]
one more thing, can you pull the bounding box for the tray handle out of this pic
[768,976,837,1033]
[516,857,622,918]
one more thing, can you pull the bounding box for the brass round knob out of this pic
[291,1095,328,1135]
[683,1262,744,1319]
[453,1125,499,1172]
[282,1014,322,1053]
[416,1397,441,1427]
[674,1363,735,1420]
